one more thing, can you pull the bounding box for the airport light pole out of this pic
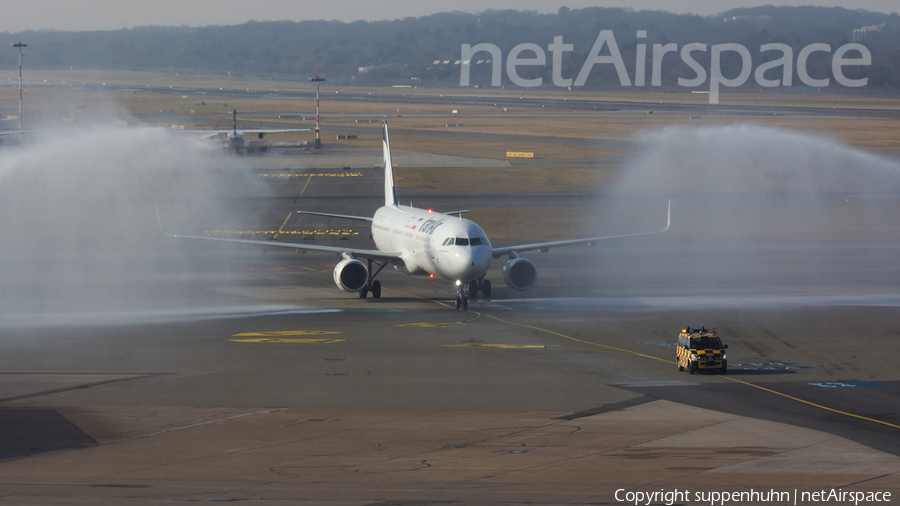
[310,75,325,151]
[11,41,26,130]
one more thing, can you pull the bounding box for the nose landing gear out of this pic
[455,282,468,310]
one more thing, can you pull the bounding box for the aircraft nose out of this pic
[474,246,492,269]
[457,247,491,281]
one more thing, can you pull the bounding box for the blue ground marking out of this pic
[556,358,622,364]
[731,362,813,371]
[732,362,795,366]
[806,381,889,388]
[738,366,813,371]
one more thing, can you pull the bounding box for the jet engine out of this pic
[333,258,368,292]
[502,257,537,291]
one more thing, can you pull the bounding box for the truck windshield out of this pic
[690,337,723,349]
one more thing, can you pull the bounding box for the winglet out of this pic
[662,199,671,233]
[382,120,398,207]
[155,204,176,238]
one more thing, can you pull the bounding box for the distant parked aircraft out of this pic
[192,109,310,153]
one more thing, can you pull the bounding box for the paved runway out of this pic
[37,80,900,120]
[2,138,900,503]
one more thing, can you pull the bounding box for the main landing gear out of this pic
[358,259,386,299]
[455,278,492,310]
[469,278,491,299]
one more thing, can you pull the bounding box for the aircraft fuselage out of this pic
[372,205,492,283]
[226,132,269,154]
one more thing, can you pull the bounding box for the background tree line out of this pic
[2,5,899,91]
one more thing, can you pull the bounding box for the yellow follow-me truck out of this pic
[677,326,728,374]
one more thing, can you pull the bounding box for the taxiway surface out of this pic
[1,147,900,504]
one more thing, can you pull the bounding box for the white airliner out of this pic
[159,120,669,309]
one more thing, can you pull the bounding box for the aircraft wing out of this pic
[156,207,400,264]
[167,233,402,264]
[188,128,310,136]
[193,132,224,139]
[267,140,309,148]
[490,200,670,259]
[240,128,311,134]
[296,211,373,222]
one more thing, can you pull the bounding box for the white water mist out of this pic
[0,123,268,317]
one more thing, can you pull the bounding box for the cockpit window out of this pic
[455,238,469,246]
[470,237,482,246]
[442,237,452,246]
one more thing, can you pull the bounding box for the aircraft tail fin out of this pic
[383,120,398,207]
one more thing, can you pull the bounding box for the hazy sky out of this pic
[1,0,896,32]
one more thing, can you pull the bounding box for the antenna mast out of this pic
[309,76,325,151]
[11,41,26,130]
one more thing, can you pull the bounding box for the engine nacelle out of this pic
[333,258,368,292]
[502,257,537,291]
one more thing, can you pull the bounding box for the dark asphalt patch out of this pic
[0,407,96,461]
[554,395,655,421]
[616,381,900,457]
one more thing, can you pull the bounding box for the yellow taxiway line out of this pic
[484,314,899,431]
[229,338,344,344]
[300,174,314,194]
[718,374,900,430]
[484,314,669,362]
[253,257,899,431]
[271,211,293,241]
[231,330,340,337]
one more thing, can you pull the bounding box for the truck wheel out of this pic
[677,359,683,371]
[689,364,697,375]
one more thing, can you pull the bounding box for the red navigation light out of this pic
[428,208,433,213]
[429,273,434,278]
